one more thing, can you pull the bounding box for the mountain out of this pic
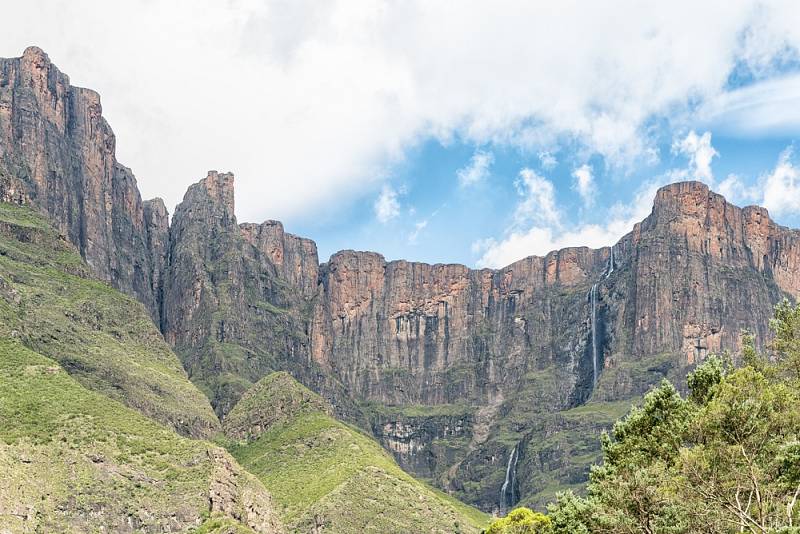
[0,338,284,533]
[158,172,800,509]
[0,202,283,532]
[0,46,165,321]
[3,46,800,512]
[0,186,487,532]
[0,199,219,439]
[160,171,356,420]
[222,371,488,533]
[0,49,489,532]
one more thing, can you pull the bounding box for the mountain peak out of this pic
[200,170,235,211]
[653,180,711,206]
[21,45,49,64]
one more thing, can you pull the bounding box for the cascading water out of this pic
[607,245,614,276]
[590,283,598,388]
[499,444,519,515]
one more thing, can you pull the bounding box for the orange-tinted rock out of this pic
[0,47,164,321]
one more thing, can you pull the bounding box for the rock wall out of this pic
[0,47,164,320]
[306,181,800,509]
[160,171,360,420]
[312,246,609,408]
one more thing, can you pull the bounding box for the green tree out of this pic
[687,354,728,406]
[540,301,800,533]
[680,367,800,532]
[771,299,800,380]
[546,491,593,534]
[585,380,692,533]
[600,379,691,469]
[485,507,552,534]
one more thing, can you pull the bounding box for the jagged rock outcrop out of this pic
[161,171,359,420]
[240,220,320,300]
[207,448,285,533]
[0,47,164,321]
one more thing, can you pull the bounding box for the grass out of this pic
[227,372,490,533]
[195,514,256,533]
[0,202,51,229]
[0,203,220,438]
[0,338,273,533]
[223,371,331,440]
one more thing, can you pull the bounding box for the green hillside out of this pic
[0,338,282,533]
[0,202,219,438]
[225,372,490,533]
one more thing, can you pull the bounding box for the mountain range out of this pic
[2,46,799,531]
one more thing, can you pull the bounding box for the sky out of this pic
[4,1,800,267]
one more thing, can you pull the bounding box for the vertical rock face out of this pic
[609,182,799,374]
[305,181,800,509]
[240,220,320,299]
[0,47,163,320]
[309,182,800,408]
[312,247,608,407]
[161,171,357,419]
[143,197,169,311]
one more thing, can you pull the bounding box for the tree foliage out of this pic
[485,507,552,533]
[536,301,800,533]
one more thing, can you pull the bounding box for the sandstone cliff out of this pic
[0,47,164,320]
[157,173,800,510]
[161,170,361,420]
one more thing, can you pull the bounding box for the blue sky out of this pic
[295,127,800,267]
[4,2,800,268]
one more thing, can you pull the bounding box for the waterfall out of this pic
[591,283,598,388]
[499,444,519,515]
[607,245,614,276]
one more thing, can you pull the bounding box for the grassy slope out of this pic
[0,202,219,438]
[0,338,279,533]
[226,372,490,533]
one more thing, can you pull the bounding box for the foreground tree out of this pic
[542,301,800,533]
[485,507,552,533]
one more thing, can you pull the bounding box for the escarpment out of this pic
[5,47,800,511]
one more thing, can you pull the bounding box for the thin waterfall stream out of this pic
[591,283,598,388]
[608,244,614,276]
[499,444,519,515]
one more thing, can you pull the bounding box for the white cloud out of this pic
[456,150,494,187]
[2,1,799,226]
[571,164,596,207]
[698,74,800,138]
[761,147,800,216]
[474,179,663,268]
[713,147,800,215]
[538,151,557,170]
[374,184,401,223]
[408,219,428,244]
[717,173,760,205]
[513,169,561,229]
[672,130,719,183]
